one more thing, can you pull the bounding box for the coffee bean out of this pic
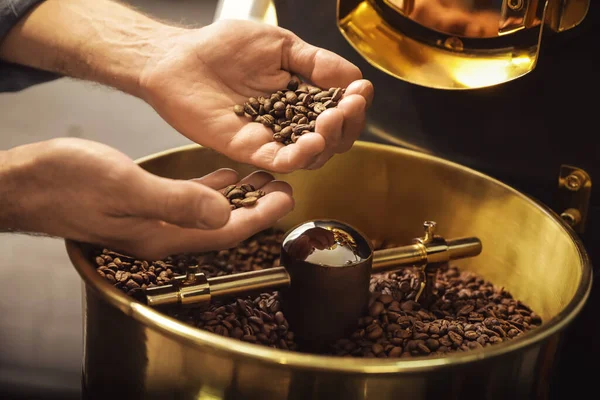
[388,346,403,357]
[239,197,256,207]
[368,301,384,317]
[313,91,329,102]
[248,97,260,109]
[313,103,327,114]
[243,103,258,116]
[261,114,275,127]
[366,324,383,340]
[285,107,294,120]
[273,101,286,112]
[226,188,245,199]
[222,185,237,197]
[233,105,245,116]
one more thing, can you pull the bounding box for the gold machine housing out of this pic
[337,0,589,89]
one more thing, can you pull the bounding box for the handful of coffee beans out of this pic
[222,184,265,210]
[233,76,345,145]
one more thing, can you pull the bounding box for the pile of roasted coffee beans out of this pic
[222,183,265,210]
[92,229,542,358]
[233,76,345,145]
[330,267,542,358]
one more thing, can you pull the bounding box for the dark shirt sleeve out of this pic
[0,0,61,93]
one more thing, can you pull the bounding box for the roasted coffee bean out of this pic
[287,78,299,91]
[233,105,245,116]
[241,197,258,207]
[226,188,245,199]
[248,97,260,109]
[261,114,275,127]
[243,103,258,116]
[285,107,294,120]
[313,103,327,114]
[273,101,286,112]
[245,190,265,198]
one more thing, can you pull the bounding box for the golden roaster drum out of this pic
[67,141,591,400]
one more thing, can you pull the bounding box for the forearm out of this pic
[0,147,26,231]
[0,0,183,97]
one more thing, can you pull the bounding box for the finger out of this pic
[226,122,326,173]
[307,93,366,170]
[314,107,344,150]
[259,133,326,173]
[237,170,276,189]
[282,32,362,89]
[190,168,239,189]
[335,94,367,153]
[146,181,295,256]
[345,79,374,109]
[129,168,232,230]
[306,151,334,170]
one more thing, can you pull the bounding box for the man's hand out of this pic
[0,138,294,259]
[140,19,374,173]
[0,1,374,173]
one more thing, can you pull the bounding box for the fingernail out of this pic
[197,194,231,229]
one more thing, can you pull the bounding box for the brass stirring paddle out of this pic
[144,220,481,350]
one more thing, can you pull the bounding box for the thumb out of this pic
[128,169,232,229]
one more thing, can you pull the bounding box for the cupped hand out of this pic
[140,19,374,173]
[7,138,294,259]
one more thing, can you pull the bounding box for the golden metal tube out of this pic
[372,237,482,274]
[208,267,291,299]
[372,244,425,272]
[447,237,483,261]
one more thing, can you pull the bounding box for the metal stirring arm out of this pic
[373,221,482,301]
[144,221,482,308]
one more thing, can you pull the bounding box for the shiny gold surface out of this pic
[337,0,540,89]
[208,267,291,298]
[335,0,588,89]
[67,142,592,399]
[384,0,537,38]
[547,0,590,31]
[372,235,481,272]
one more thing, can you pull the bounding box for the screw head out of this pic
[560,209,581,227]
[508,0,523,11]
[565,174,582,191]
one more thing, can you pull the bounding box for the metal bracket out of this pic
[557,165,591,234]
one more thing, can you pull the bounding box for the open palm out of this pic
[141,19,374,173]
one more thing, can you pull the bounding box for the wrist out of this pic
[84,23,187,98]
